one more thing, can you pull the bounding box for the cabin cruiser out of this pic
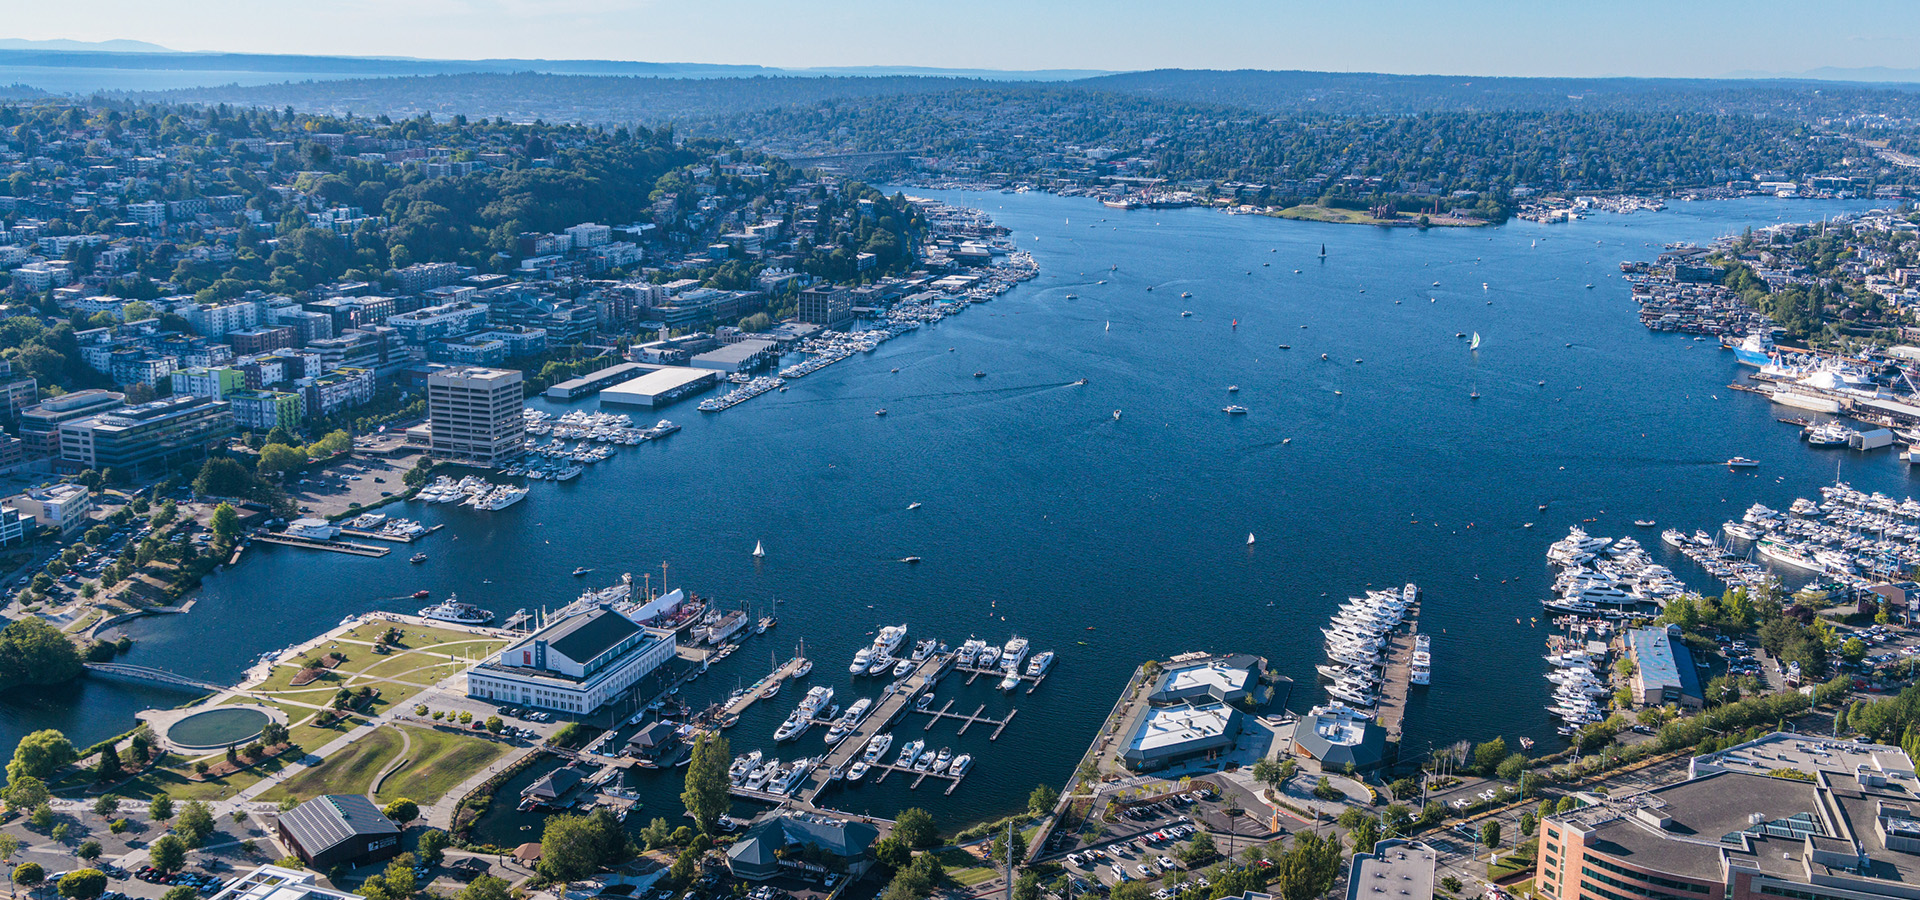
[949,754,972,777]
[862,732,894,764]
[896,739,925,768]
[729,750,763,785]
[867,651,897,676]
[873,624,909,656]
[849,647,873,675]
[1025,651,1054,678]
[418,596,494,625]
[1000,637,1030,672]
[957,639,986,667]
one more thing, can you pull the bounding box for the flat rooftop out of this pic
[1309,704,1373,747]
[1346,841,1435,900]
[1131,702,1233,755]
[1692,733,1918,781]
[601,367,714,404]
[1161,661,1251,698]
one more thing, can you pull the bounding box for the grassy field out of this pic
[374,726,512,805]
[1273,204,1391,225]
[264,725,405,800]
[933,848,1000,886]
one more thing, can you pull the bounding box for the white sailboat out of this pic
[1247,532,1256,546]
[753,541,765,559]
[1105,320,1110,332]
[1469,332,1482,351]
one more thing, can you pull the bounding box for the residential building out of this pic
[0,505,26,547]
[56,394,234,473]
[389,262,472,295]
[466,603,677,714]
[797,284,851,326]
[183,301,260,337]
[305,330,386,371]
[172,366,247,400]
[0,370,36,421]
[227,325,297,355]
[12,483,92,537]
[301,367,375,418]
[262,306,335,345]
[388,301,488,346]
[275,796,402,871]
[17,390,124,457]
[427,366,525,466]
[228,390,304,432]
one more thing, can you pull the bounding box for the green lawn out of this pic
[1274,205,1392,225]
[264,725,405,800]
[933,848,999,886]
[374,727,512,805]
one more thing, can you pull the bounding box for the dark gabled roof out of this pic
[545,607,642,664]
[627,721,676,750]
[525,766,586,800]
[732,815,881,861]
[279,794,401,853]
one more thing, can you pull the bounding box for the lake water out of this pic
[3,191,1902,834]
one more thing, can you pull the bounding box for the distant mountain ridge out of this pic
[0,38,173,53]
[0,47,1104,82]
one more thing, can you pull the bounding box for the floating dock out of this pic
[722,656,811,720]
[254,533,391,557]
[912,699,1017,739]
[789,653,950,804]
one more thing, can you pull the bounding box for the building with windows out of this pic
[17,390,124,457]
[466,603,677,714]
[428,366,525,467]
[797,284,851,326]
[388,301,488,346]
[275,795,402,871]
[1536,736,1920,900]
[56,394,233,473]
[173,366,247,400]
[229,390,304,432]
[12,483,92,537]
[0,504,28,547]
[183,301,260,337]
[1148,654,1260,706]
[302,367,375,418]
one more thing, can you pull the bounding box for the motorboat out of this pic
[949,754,972,777]
[896,739,925,768]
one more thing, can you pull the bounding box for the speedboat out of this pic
[847,761,870,781]
[1726,457,1760,468]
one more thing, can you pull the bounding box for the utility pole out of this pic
[1005,821,1016,900]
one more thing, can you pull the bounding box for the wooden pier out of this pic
[912,700,1018,739]
[793,653,950,804]
[950,663,1052,693]
[865,761,966,794]
[255,533,391,557]
[1372,595,1424,742]
[722,656,811,719]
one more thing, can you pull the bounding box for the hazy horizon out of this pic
[9,0,1920,80]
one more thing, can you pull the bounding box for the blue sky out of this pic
[12,0,1920,77]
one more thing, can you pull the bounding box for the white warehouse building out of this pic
[466,604,677,714]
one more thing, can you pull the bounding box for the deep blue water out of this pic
[3,192,1905,833]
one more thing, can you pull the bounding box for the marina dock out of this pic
[786,652,952,804]
[254,533,391,557]
[722,656,811,719]
[866,760,966,794]
[951,663,1052,693]
[912,699,1017,739]
[1372,597,1424,742]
